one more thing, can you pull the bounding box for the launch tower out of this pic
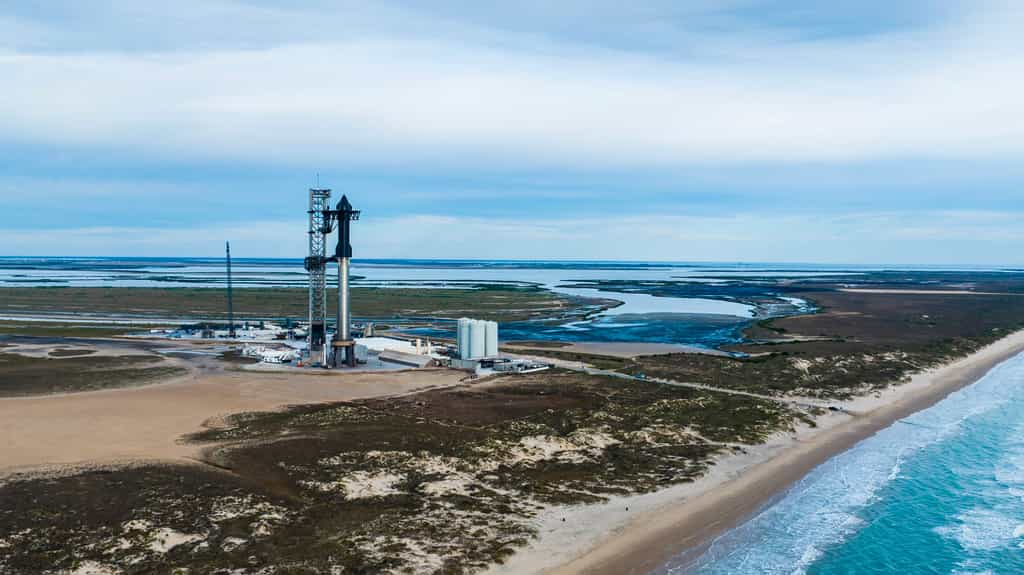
[304,186,361,368]
[305,187,332,366]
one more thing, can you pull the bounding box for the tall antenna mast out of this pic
[226,241,236,338]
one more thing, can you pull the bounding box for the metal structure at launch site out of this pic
[332,195,360,367]
[457,318,499,360]
[305,188,332,365]
[226,241,236,338]
[304,186,361,368]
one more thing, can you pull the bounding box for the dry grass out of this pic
[0,353,185,397]
[0,286,590,323]
[0,370,812,574]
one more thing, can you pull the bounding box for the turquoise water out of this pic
[674,352,1024,575]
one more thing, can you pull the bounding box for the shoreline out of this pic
[491,329,1024,575]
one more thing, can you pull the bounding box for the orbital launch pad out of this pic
[304,187,360,368]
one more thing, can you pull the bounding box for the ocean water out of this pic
[673,352,1024,575]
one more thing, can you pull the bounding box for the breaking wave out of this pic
[665,352,1024,575]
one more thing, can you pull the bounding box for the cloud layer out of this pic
[2,1,1022,263]
[2,2,1023,167]
[4,210,1021,265]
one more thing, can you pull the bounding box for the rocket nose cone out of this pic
[337,195,352,211]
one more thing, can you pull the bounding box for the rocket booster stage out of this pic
[332,195,360,367]
[334,195,357,260]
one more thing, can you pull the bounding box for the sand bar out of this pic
[492,329,1024,575]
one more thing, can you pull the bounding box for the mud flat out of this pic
[494,329,1024,575]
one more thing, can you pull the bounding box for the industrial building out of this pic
[304,186,361,368]
[156,187,549,376]
[456,318,499,360]
[449,318,497,369]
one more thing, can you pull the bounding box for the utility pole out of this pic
[226,241,236,338]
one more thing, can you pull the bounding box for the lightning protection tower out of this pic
[305,187,332,365]
[226,241,236,338]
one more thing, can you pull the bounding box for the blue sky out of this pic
[1,1,1022,264]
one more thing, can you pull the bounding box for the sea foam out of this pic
[672,352,1024,575]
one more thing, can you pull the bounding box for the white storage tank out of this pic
[485,321,498,357]
[470,319,487,359]
[457,318,471,359]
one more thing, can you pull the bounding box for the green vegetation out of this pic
[627,349,928,399]
[0,353,186,397]
[0,321,153,338]
[191,370,809,491]
[0,371,813,574]
[756,290,1024,349]
[630,290,1024,399]
[742,318,791,339]
[498,289,1024,401]
[47,348,98,358]
[0,466,294,574]
[0,286,595,324]
[504,347,631,371]
[5,277,1024,573]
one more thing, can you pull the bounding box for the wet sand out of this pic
[492,330,1024,575]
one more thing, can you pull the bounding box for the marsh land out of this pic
[0,285,597,325]
[2,268,1024,574]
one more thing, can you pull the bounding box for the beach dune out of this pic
[488,329,1024,575]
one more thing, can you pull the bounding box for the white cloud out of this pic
[1,3,1023,168]
[3,210,1022,265]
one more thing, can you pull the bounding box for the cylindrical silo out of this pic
[485,321,498,357]
[463,319,475,359]
[457,318,471,359]
[471,319,487,359]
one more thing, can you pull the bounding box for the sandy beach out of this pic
[488,329,1024,575]
[5,330,1024,574]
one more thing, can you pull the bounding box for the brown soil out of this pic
[0,367,463,476]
